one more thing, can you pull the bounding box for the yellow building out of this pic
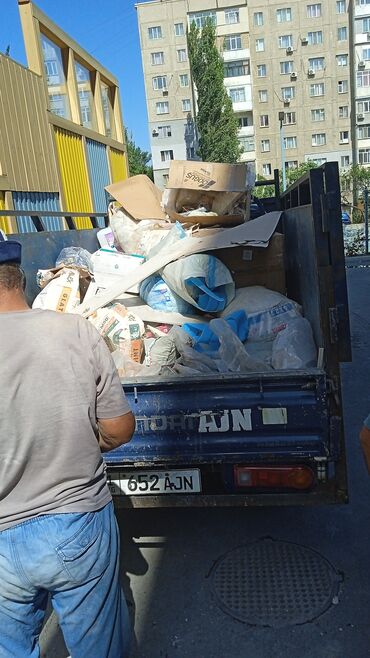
[0,1,128,233]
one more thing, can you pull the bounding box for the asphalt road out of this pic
[41,260,370,658]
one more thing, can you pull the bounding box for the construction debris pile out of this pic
[32,160,317,379]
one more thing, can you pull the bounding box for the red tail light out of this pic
[234,465,315,490]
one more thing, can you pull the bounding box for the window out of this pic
[177,49,187,62]
[357,0,370,5]
[260,114,269,127]
[339,105,349,118]
[363,48,370,60]
[309,57,325,71]
[284,136,297,148]
[313,157,327,165]
[359,149,370,164]
[358,124,370,139]
[151,51,164,65]
[256,38,265,52]
[259,89,268,102]
[277,8,292,22]
[357,99,370,113]
[189,11,216,28]
[311,108,325,121]
[257,64,267,77]
[261,139,270,152]
[307,31,323,45]
[286,160,298,169]
[337,54,348,66]
[357,18,370,32]
[284,111,296,124]
[75,61,96,130]
[152,76,167,90]
[229,87,246,102]
[100,82,115,138]
[262,163,272,176]
[341,155,350,167]
[280,60,294,74]
[340,131,349,143]
[278,35,293,49]
[282,86,295,101]
[174,23,184,36]
[224,34,242,51]
[338,80,349,93]
[157,125,171,138]
[239,136,255,152]
[182,99,191,112]
[148,26,162,39]
[338,27,348,41]
[310,82,325,96]
[357,71,370,87]
[156,101,169,114]
[312,133,326,146]
[224,60,249,77]
[160,150,174,162]
[336,0,345,12]
[225,8,240,24]
[254,12,264,26]
[41,34,71,120]
[179,74,189,87]
[307,4,322,17]
[238,116,250,127]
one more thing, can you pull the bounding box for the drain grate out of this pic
[210,538,341,628]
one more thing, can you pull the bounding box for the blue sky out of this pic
[2,0,151,151]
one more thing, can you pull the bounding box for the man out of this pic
[0,240,135,658]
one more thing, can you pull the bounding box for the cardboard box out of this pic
[214,233,286,295]
[163,160,254,226]
[105,175,166,221]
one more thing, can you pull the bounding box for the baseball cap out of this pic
[0,240,22,264]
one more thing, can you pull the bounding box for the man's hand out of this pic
[359,425,370,475]
[98,412,135,453]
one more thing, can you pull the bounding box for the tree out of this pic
[125,130,153,179]
[187,19,242,163]
[254,161,317,198]
[340,165,370,224]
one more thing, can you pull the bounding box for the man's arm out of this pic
[98,412,135,453]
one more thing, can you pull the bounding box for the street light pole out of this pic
[279,111,286,192]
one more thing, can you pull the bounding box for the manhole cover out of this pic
[210,538,341,627]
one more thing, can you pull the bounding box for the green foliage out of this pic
[125,130,153,179]
[187,19,242,163]
[254,161,317,198]
[341,164,370,199]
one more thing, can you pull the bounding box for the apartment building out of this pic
[352,0,370,167]
[136,0,253,188]
[248,0,352,178]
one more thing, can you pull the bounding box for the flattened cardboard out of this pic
[233,269,286,295]
[77,211,282,318]
[105,175,167,221]
[215,233,284,273]
[167,160,248,192]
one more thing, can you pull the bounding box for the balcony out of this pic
[223,48,250,62]
[238,125,254,137]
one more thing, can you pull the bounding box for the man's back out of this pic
[0,308,130,530]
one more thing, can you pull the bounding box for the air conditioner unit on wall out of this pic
[286,46,293,54]
[301,37,308,45]
[357,113,365,121]
[308,68,315,77]
[358,61,366,69]
[162,90,169,96]
[290,72,297,80]
[367,32,370,41]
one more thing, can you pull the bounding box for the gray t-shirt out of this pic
[0,309,131,530]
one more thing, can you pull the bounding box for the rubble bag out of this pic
[161,254,235,313]
[140,274,194,314]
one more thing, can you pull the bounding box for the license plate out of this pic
[108,469,201,496]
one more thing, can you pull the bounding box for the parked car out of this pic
[342,211,351,224]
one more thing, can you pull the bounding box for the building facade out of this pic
[136,0,253,188]
[137,0,355,186]
[352,0,370,168]
[0,0,128,234]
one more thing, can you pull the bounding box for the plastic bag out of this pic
[144,334,177,367]
[179,346,228,374]
[112,350,161,379]
[147,221,187,259]
[272,317,317,370]
[209,318,272,373]
[55,247,93,273]
[183,310,248,353]
[109,203,172,257]
[162,254,235,313]
[168,326,194,354]
[140,274,194,314]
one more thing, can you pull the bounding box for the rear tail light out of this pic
[234,465,315,491]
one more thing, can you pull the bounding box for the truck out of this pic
[6,162,351,508]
